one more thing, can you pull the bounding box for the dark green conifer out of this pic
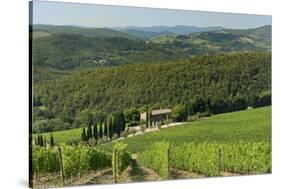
[50,133,54,147]
[81,128,87,141]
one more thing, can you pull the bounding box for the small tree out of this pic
[124,108,140,126]
[93,123,98,141]
[81,128,87,141]
[50,133,54,147]
[37,133,40,146]
[108,117,114,140]
[34,138,37,146]
[104,119,108,140]
[120,112,126,133]
[149,110,152,128]
[87,125,93,139]
[39,135,44,146]
[99,122,103,140]
[172,104,188,122]
[36,133,43,146]
[145,110,149,128]
[43,136,46,147]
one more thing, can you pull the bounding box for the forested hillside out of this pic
[32,33,180,71]
[32,25,271,73]
[33,52,271,132]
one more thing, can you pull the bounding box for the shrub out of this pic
[112,133,119,140]
[163,119,172,125]
[140,125,146,133]
[66,138,80,146]
[156,121,162,130]
[128,128,137,135]
[88,138,96,147]
[172,104,188,122]
[120,131,129,138]
[197,111,212,118]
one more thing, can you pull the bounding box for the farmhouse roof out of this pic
[151,108,172,115]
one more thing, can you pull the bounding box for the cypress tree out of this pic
[93,123,98,141]
[39,135,44,146]
[37,133,44,146]
[115,113,121,137]
[145,110,149,128]
[104,119,108,139]
[43,137,47,147]
[99,122,103,139]
[87,125,92,139]
[34,138,37,146]
[81,128,87,141]
[109,116,113,140]
[50,133,54,147]
[37,133,40,146]
[120,112,126,132]
[149,110,152,128]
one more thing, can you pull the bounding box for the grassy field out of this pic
[35,106,271,151]
[32,31,51,39]
[34,127,83,144]
[99,106,271,153]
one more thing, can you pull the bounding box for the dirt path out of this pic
[120,158,161,183]
[170,168,205,179]
[220,171,240,177]
[68,168,114,186]
[73,155,161,185]
[74,168,239,186]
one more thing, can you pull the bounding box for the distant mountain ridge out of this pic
[33,24,222,40]
[151,25,271,50]
[33,24,136,39]
[114,25,222,39]
[116,25,221,34]
[33,24,271,41]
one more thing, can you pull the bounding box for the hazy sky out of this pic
[32,1,272,29]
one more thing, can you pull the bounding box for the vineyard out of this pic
[138,141,170,179]
[32,141,271,188]
[32,142,133,188]
[31,107,272,188]
[138,141,271,179]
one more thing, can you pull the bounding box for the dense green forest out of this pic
[33,51,271,133]
[32,33,185,78]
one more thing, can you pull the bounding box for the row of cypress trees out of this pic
[35,133,54,147]
[81,111,126,142]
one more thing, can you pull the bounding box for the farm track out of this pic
[121,158,161,183]
[170,168,205,179]
[71,157,162,185]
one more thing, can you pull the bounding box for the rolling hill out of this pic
[31,25,271,83]
[223,25,271,47]
[98,106,271,153]
[115,25,221,37]
[33,51,271,132]
[151,25,271,51]
[33,24,135,39]
[117,29,174,39]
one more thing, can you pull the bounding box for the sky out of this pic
[32,1,272,29]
